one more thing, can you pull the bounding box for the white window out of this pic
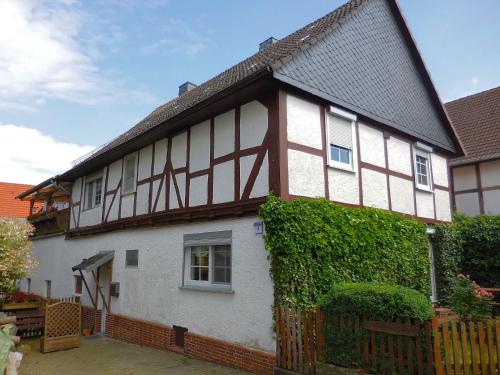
[327,107,357,172]
[122,154,137,194]
[414,148,432,191]
[85,172,103,210]
[182,231,232,290]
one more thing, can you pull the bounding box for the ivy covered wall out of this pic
[260,196,431,308]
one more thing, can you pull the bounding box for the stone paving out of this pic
[20,336,250,375]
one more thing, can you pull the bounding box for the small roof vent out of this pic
[179,81,197,96]
[259,37,279,51]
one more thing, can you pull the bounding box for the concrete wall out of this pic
[453,159,500,215]
[285,93,452,221]
[70,100,269,230]
[21,216,275,351]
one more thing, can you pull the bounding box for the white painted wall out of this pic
[479,160,500,188]
[286,95,322,149]
[240,101,268,150]
[189,120,211,172]
[362,169,388,209]
[453,165,477,191]
[455,192,480,216]
[24,217,275,351]
[359,123,385,168]
[288,149,325,198]
[389,176,415,215]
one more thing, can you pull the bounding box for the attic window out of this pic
[326,107,357,172]
[85,172,103,210]
[414,148,432,192]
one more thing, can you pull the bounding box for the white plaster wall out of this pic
[214,110,235,158]
[431,154,449,187]
[79,202,102,227]
[70,177,82,229]
[169,173,186,209]
[479,160,500,188]
[136,184,149,215]
[250,154,269,199]
[455,193,480,216]
[361,168,388,209]
[138,145,153,181]
[240,101,268,150]
[389,176,414,215]
[415,191,434,218]
[434,189,452,221]
[107,160,122,190]
[154,139,168,175]
[213,161,234,204]
[189,175,208,207]
[328,169,359,205]
[387,137,412,175]
[190,121,211,172]
[26,217,275,350]
[359,123,385,168]
[452,165,477,191]
[153,180,166,213]
[483,189,500,214]
[171,132,187,169]
[286,94,322,149]
[288,149,325,198]
[121,194,134,218]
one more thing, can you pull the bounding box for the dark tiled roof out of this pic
[67,0,367,171]
[446,86,500,165]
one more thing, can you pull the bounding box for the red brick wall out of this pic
[105,313,175,350]
[81,305,101,333]
[184,332,275,375]
[104,313,275,375]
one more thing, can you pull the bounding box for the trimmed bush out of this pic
[320,282,434,321]
[260,195,431,308]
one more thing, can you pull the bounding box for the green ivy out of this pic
[260,196,431,308]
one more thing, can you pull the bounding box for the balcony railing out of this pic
[28,208,70,237]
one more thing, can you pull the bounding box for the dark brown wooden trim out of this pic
[67,197,267,238]
[105,178,122,223]
[148,143,155,214]
[450,163,456,212]
[77,177,84,228]
[453,185,500,195]
[383,132,392,211]
[433,184,451,192]
[320,105,329,200]
[101,166,109,222]
[134,149,140,216]
[118,158,124,220]
[429,154,437,220]
[189,168,210,179]
[359,162,413,182]
[71,202,78,228]
[287,141,323,157]
[409,145,418,216]
[213,146,261,166]
[234,106,241,201]
[355,121,363,206]
[165,138,172,211]
[475,163,485,214]
[278,89,289,200]
[168,158,184,209]
[137,173,163,186]
[267,90,280,196]
[208,118,215,205]
[185,128,191,207]
[241,131,270,200]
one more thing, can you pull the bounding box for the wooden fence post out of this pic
[432,317,444,375]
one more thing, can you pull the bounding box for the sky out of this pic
[0,0,499,185]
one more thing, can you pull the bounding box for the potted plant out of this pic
[82,323,94,336]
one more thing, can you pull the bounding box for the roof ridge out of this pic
[446,85,500,105]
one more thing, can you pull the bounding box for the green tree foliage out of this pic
[260,196,431,308]
[448,274,493,320]
[0,220,37,292]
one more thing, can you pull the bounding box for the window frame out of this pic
[125,249,139,268]
[122,153,138,195]
[183,245,232,290]
[414,147,433,192]
[326,107,358,173]
[84,172,104,210]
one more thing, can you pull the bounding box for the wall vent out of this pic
[110,282,120,297]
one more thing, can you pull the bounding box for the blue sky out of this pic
[0,0,499,184]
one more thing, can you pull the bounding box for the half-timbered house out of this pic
[17,0,463,372]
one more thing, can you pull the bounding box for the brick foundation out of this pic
[184,331,275,375]
[104,313,275,374]
[81,305,102,333]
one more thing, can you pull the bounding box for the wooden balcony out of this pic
[28,208,69,237]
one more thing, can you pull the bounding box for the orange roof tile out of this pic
[0,182,36,218]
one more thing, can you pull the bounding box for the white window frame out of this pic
[183,245,232,290]
[84,172,103,210]
[414,147,433,192]
[122,153,138,195]
[326,107,358,173]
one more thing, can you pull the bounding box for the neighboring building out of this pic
[0,182,38,220]
[18,0,462,372]
[446,86,500,216]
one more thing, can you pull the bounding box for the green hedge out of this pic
[260,196,431,308]
[320,283,434,321]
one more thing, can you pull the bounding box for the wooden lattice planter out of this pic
[41,300,81,353]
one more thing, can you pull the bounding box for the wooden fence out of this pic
[40,300,81,353]
[275,307,500,375]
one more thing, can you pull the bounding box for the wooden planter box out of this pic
[41,335,80,353]
[2,302,39,311]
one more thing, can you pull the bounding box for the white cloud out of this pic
[0,124,94,184]
[0,0,150,107]
[471,77,479,85]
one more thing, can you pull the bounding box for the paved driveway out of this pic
[20,336,250,375]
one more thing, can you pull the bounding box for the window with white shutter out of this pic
[327,108,357,172]
[123,154,137,194]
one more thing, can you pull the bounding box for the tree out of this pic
[0,220,37,293]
